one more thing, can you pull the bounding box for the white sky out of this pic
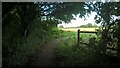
[58,12,101,28]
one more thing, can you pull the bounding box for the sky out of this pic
[57,12,101,28]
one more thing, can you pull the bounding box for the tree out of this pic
[2,2,90,66]
[59,25,64,28]
[79,23,98,28]
[86,2,120,58]
[3,2,120,66]
[87,23,92,27]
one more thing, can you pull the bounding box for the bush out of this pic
[3,15,61,67]
[56,33,109,66]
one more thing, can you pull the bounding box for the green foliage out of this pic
[56,34,108,66]
[57,29,120,66]
[58,25,64,28]
[3,2,120,67]
[2,9,61,67]
[3,22,61,67]
[3,2,89,24]
[85,2,120,59]
[80,33,98,43]
[59,31,76,38]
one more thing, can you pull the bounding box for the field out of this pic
[59,28,99,32]
[59,28,98,44]
[59,27,98,42]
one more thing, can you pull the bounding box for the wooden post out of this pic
[77,29,80,46]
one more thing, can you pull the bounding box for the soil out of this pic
[25,39,61,67]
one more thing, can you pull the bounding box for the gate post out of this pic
[77,29,80,46]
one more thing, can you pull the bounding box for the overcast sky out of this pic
[57,12,101,28]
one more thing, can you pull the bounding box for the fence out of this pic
[77,29,116,55]
[77,29,98,46]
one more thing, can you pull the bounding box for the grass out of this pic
[80,33,98,44]
[3,22,61,67]
[56,30,109,66]
[59,30,77,38]
[59,29,98,44]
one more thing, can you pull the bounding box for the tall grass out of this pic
[56,31,109,66]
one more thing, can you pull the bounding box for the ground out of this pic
[26,38,62,67]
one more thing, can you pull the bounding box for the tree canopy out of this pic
[86,2,120,57]
[79,23,98,28]
[2,2,120,66]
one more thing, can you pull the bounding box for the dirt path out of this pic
[27,38,62,67]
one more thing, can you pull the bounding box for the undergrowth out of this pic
[56,32,109,66]
[3,19,61,67]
